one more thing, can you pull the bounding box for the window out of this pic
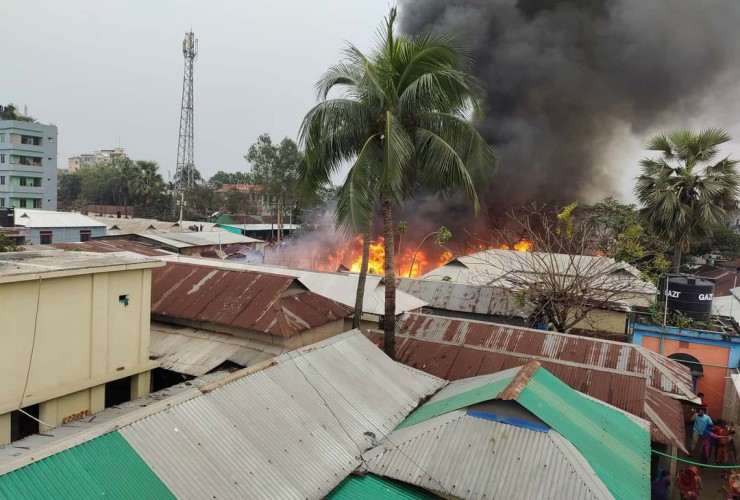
[33,199,42,208]
[79,229,91,242]
[19,199,26,208]
[48,137,54,143]
[0,154,4,164]
[0,134,4,142]
[0,198,5,208]
[39,230,52,244]
[0,176,5,186]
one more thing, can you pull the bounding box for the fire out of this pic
[513,238,533,252]
[316,236,428,277]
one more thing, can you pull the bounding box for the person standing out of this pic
[651,469,670,500]
[691,407,713,455]
[678,466,701,500]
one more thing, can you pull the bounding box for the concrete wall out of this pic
[572,308,628,334]
[0,120,57,210]
[633,323,740,418]
[0,267,156,442]
[25,225,106,245]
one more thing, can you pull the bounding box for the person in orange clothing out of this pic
[678,466,701,500]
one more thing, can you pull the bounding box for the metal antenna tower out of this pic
[175,31,198,193]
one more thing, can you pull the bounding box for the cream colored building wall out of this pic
[0,268,156,417]
[571,308,628,334]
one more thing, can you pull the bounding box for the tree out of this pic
[692,226,740,260]
[635,129,740,273]
[209,171,254,189]
[57,171,83,210]
[245,134,304,239]
[469,204,654,333]
[132,161,165,206]
[299,8,495,358]
[0,232,21,252]
[0,104,34,122]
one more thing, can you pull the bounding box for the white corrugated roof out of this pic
[421,249,655,295]
[150,323,286,376]
[157,255,428,315]
[14,209,107,229]
[363,410,614,500]
[139,231,263,248]
[221,223,301,231]
[118,331,445,499]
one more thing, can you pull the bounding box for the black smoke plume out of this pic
[399,0,740,219]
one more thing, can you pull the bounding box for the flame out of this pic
[513,238,533,252]
[314,236,427,277]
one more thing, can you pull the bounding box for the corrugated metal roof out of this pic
[139,231,263,248]
[90,216,182,234]
[151,262,352,337]
[14,209,107,229]
[45,239,172,256]
[397,277,530,317]
[0,432,174,499]
[150,323,287,376]
[327,474,435,499]
[364,409,614,500]
[119,331,445,499]
[396,313,695,400]
[160,254,428,315]
[515,365,650,500]
[645,387,688,452]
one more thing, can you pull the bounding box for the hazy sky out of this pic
[0,0,389,183]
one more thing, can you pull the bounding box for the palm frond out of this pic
[381,111,414,206]
[334,138,383,236]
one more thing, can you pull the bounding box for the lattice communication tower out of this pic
[175,32,198,192]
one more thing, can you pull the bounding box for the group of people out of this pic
[666,404,740,499]
[691,406,736,466]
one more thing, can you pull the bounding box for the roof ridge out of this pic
[499,360,540,400]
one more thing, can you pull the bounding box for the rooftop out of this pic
[43,239,172,257]
[151,262,353,337]
[362,362,651,500]
[137,231,263,249]
[13,209,107,229]
[0,250,164,283]
[0,332,444,498]
[89,216,182,235]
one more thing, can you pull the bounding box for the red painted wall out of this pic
[642,337,729,419]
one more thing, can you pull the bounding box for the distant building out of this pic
[0,250,164,445]
[67,147,127,172]
[219,184,270,215]
[0,119,58,210]
[13,209,107,244]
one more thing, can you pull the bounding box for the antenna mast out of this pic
[175,31,198,193]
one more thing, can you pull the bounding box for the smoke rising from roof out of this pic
[399,0,740,212]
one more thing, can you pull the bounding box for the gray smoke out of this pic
[399,0,740,215]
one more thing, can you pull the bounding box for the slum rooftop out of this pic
[0,250,164,283]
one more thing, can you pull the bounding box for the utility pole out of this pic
[177,192,187,227]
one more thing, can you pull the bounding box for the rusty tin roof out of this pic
[151,262,352,338]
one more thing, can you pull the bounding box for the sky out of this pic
[2,1,739,203]
[0,0,389,184]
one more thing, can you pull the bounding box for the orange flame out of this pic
[316,236,427,277]
[513,238,533,252]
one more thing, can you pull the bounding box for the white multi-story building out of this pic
[67,147,127,172]
[0,120,58,210]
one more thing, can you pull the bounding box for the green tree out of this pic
[132,161,165,206]
[208,171,254,189]
[57,171,83,210]
[0,232,21,252]
[692,226,740,260]
[245,134,304,237]
[635,129,740,273]
[299,8,495,358]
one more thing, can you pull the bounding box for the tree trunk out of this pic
[381,195,396,360]
[671,245,681,274]
[353,230,371,329]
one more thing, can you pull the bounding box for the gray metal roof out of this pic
[363,410,614,500]
[139,231,263,248]
[397,277,531,317]
[150,323,287,376]
[119,331,445,499]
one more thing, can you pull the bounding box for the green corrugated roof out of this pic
[397,375,514,429]
[396,363,650,500]
[517,367,650,500]
[328,473,436,499]
[0,432,174,500]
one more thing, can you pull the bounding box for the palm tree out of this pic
[299,8,495,358]
[635,128,740,273]
[133,161,165,206]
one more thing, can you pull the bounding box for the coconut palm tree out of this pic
[299,8,495,358]
[133,161,165,206]
[635,128,740,273]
